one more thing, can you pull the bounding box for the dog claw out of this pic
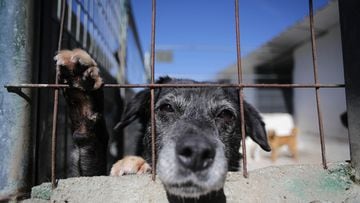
[54,49,103,90]
[110,156,151,176]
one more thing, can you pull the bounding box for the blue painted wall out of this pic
[0,0,34,198]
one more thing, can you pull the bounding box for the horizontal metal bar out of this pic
[4,83,345,89]
[4,84,69,88]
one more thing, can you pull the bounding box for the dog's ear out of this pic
[157,76,172,84]
[113,76,173,131]
[244,102,271,152]
[114,89,150,131]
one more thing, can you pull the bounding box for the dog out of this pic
[262,113,298,162]
[54,49,108,176]
[55,49,271,200]
[268,128,298,161]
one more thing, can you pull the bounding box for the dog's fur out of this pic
[55,49,271,199]
[268,128,298,162]
[55,49,108,176]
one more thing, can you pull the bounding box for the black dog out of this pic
[55,49,108,177]
[55,49,271,200]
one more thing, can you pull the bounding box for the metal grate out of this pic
[4,0,346,189]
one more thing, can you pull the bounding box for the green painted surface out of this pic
[285,164,353,200]
[31,183,52,200]
[320,165,352,192]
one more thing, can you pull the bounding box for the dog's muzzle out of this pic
[157,120,227,198]
[176,134,216,172]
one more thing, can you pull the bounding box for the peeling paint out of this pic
[0,0,34,198]
[285,164,354,201]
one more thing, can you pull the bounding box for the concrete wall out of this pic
[293,24,348,140]
[0,0,34,199]
[27,163,360,203]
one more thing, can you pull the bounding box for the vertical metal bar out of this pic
[150,0,157,181]
[67,0,72,32]
[76,3,81,41]
[57,0,62,19]
[52,0,66,189]
[235,0,248,178]
[83,14,88,48]
[309,0,327,169]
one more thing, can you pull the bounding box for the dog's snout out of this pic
[176,135,216,172]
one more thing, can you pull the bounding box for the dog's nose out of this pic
[176,135,216,172]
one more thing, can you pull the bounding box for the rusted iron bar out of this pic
[309,0,327,169]
[51,33,60,189]
[235,0,248,178]
[4,83,345,89]
[150,89,156,180]
[51,0,66,189]
[5,84,68,88]
[150,0,157,181]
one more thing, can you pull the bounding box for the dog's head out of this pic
[116,76,270,198]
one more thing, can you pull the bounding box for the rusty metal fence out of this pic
[4,0,348,190]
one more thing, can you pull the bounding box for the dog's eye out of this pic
[217,109,235,122]
[159,104,175,113]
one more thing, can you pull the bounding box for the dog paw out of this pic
[110,156,151,176]
[54,49,103,90]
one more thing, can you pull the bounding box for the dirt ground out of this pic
[245,132,350,171]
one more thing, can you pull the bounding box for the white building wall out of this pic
[293,25,348,140]
[243,70,257,108]
[224,67,257,109]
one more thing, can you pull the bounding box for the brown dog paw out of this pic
[110,156,151,176]
[54,49,103,90]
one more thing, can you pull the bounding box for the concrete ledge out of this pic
[28,163,360,202]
